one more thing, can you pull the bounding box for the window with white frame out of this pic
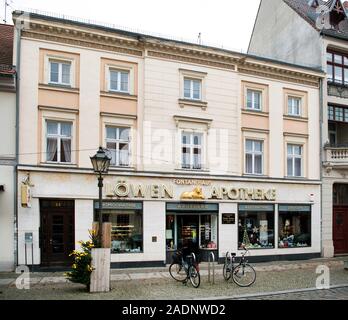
[46,120,72,163]
[109,69,129,93]
[246,89,262,111]
[182,132,203,170]
[106,126,130,166]
[184,78,202,100]
[287,144,303,177]
[288,96,301,116]
[49,60,71,85]
[245,139,263,175]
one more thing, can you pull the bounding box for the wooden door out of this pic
[40,199,75,266]
[333,206,348,255]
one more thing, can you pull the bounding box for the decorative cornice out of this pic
[178,99,208,110]
[241,127,270,134]
[22,22,143,57]
[100,112,137,120]
[238,63,320,88]
[38,105,79,114]
[173,115,213,129]
[283,132,309,138]
[147,50,236,70]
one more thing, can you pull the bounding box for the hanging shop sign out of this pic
[104,181,277,201]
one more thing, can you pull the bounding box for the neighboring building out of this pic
[0,24,16,271]
[11,10,323,269]
[249,0,348,257]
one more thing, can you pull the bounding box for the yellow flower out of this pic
[72,264,77,269]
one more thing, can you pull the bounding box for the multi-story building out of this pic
[0,24,16,271]
[249,0,348,258]
[10,9,323,269]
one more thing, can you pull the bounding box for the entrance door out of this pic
[177,215,199,255]
[40,199,75,266]
[333,206,348,255]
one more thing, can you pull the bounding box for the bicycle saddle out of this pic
[231,253,236,257]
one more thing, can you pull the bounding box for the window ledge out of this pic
[39,83,79,93]
[242,109,268,117]
[109,166,136,171]
[178,99,208,110]
[283,115,308,122]
[40,162,78,168]
[284,176,307,180]
[101,91,137,101]
[175,168,210,174]
[242,174,268,178]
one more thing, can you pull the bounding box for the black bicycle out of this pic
[223,246,256,287]
[169,249,201,288]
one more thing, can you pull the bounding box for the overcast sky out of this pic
[2,0,260,52]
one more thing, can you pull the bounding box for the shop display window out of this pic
[278,205,311,248]
[102,209,143,253]
[166,215,175,250]
[200,215,217,249]
[238,205,275,249]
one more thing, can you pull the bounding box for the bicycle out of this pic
[169,249,201,288]
[223,246,256,287]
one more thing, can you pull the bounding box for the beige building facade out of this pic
[11,10,323,269]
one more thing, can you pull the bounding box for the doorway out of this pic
[177,215,200,254]
[333,184,348,255]
[40,199,75,266]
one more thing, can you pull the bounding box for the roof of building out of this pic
[12,10,324,75]
[283,0,348,40]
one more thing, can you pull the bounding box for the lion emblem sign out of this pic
[180,186,205,200]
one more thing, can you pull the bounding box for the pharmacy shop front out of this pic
[17,171,322,268]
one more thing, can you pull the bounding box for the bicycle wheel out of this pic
[223,260,232,281]
[188,265,200,288]
[169,263,187,282]
[232,263,256,287]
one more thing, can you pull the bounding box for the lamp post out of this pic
[90,147,111,245]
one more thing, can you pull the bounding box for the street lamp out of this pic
[90,147,111,245]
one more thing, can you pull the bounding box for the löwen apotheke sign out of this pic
[104,181,277,201]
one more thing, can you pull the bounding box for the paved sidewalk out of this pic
[0,256,346,287]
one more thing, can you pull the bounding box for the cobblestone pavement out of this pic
[235,286,348,300]
[0,259,347,300]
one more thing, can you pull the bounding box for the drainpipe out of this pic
[14,25,21,269]
[319,76,324,257]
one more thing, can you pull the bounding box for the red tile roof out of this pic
[0,24,14,66]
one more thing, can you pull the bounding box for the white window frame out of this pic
[49,60,72,86]
[183,78,202,101]
[181,131,204,170]
[108,69,130,93]
[46,120,72,164]
[287,144,303,177]
[105,126,131,167]
[287,96,302,116]
[245,139,264,175]
[246,89,262,111]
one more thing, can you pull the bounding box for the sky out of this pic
[1,0,260,52]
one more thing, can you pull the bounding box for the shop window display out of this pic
[102,209,143,253]
[238,205,275,249]
[199,215,217,249]
[278,205,311,248]
[166,215,175,250]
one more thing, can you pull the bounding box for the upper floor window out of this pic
[246,89,262,111]
[328,104,348,123]
[327,51,348,85]
[245,139,263,175]
[109,69,129,93]
[288,96,301,116]
[184,78,202,100]
[106,126,130,166]
[49,60,71,85]
[46,120,72,163]
[182,132,203,170]
[287,144,302,177]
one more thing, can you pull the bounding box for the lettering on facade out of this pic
[105,181,277,201]
[173,179,211,186]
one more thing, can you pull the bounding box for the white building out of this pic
[11,10,323,269]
